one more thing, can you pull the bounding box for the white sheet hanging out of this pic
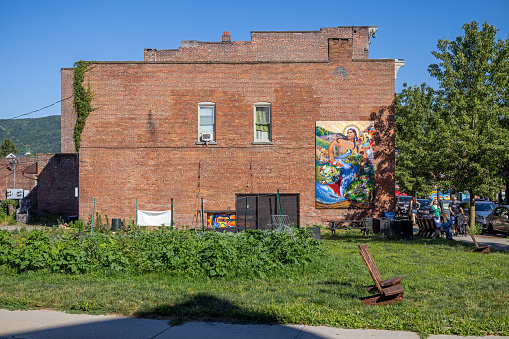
[136,210,172,226]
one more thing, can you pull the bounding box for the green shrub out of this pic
[0,228,323,277]
[0,212,6,224]
[0,199,18,214]
[69,219,85,233]
[474,222,483,235]
[32,212,61,226]
[7,214,17,225]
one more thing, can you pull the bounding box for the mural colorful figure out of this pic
[207,213,236,228]
[315,121,375,208]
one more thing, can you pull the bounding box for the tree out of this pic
[395,83,439,196]
[0,139,17,157]
[427,21,509,228]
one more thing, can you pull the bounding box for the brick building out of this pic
[61,26,403,227]
[0,154,78,216]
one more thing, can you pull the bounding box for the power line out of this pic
[4,96,72,120]
[0,96,71,151]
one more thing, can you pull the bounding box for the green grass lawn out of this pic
[0,231,508,337]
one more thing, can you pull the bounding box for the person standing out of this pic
[449,196,465,235]
[409,196,421,225]
[430,199,442,239]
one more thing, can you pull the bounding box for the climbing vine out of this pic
[72,60,97,154]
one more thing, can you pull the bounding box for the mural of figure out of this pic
[326,161,359,198]
[328,128,367,167]
[315,121,375,209]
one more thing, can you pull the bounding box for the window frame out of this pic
[198,102,216,143]
[253,102,272,144]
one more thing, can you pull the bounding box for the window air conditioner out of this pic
[200,133,213,142]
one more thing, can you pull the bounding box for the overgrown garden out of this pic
[0,227,508,337]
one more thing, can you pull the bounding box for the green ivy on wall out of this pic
[73,60,97,154]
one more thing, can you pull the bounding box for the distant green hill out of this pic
[0,115,60,154]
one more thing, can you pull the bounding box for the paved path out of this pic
[0,309,507,339]
[453,233,509,251]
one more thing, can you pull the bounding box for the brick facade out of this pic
[61,26,399,226]
[0,154,78,216]
[144,27,374,62]
[60,68,75,154]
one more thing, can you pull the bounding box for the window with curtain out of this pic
[198,102,215,141]
[254,103,271,142]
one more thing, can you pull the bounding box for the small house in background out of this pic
[61,26,403,228]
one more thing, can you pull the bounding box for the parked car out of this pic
[416,199,432,217]
[485,205,509,234]
[460,201,497,227]
[396,195,412,219]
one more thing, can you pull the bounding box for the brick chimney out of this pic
[328,38,353,63]
[222,31,231,42]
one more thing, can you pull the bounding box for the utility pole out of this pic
[9,158,19,189]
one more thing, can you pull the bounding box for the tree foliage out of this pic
[395,83,438,195]
[428,21,509,198]
[0,139,17,157]
[396,21,509,227]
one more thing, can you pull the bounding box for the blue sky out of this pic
[0,0,508,120]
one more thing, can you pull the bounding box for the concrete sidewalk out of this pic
[0,309,507,339]
[452,233,509,251]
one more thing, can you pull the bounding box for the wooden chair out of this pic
[416,217,425,237]
[423,217,434,238]
[358,244,404,305]
[465,225,490,254]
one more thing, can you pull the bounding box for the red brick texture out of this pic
[144,27,372,62]
[0,154,78,216]
[61,68,75,154]
[62,26,397,226]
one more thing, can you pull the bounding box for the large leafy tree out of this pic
[396,21,509,229]
[428,21,509,227]
[0,139,17,157]
[395,83,439,196]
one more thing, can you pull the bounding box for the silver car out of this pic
[486,205,509,234]
[460,201,497,227]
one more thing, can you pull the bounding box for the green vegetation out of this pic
[0,228,321,277]
[73,60,97,154]
[0,229,507,337]
[0,116,60,155]
[0,199,18,214]
[395,21,509,227]
[0,139,18,157]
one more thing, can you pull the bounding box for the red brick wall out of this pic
[0,154,78,216]
[0,157,37,199]
[61,68,75,154]
[35,154,79,215]
[145,26,372,62]
[70,33,396,226]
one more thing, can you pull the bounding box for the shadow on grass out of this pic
[320,231,509,252]
[133,293,280,326]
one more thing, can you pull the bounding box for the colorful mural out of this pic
[207,213,236,228]
[315,121,375,208]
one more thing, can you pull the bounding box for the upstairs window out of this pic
[254,103,271,142]
[198,102,215,142]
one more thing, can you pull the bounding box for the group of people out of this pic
[409,196,465,240]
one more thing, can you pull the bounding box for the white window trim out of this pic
[253,102,272,144]
[198,102,216,143]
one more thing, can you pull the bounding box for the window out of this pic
[254,102,271,142]
[198,102,215,142]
